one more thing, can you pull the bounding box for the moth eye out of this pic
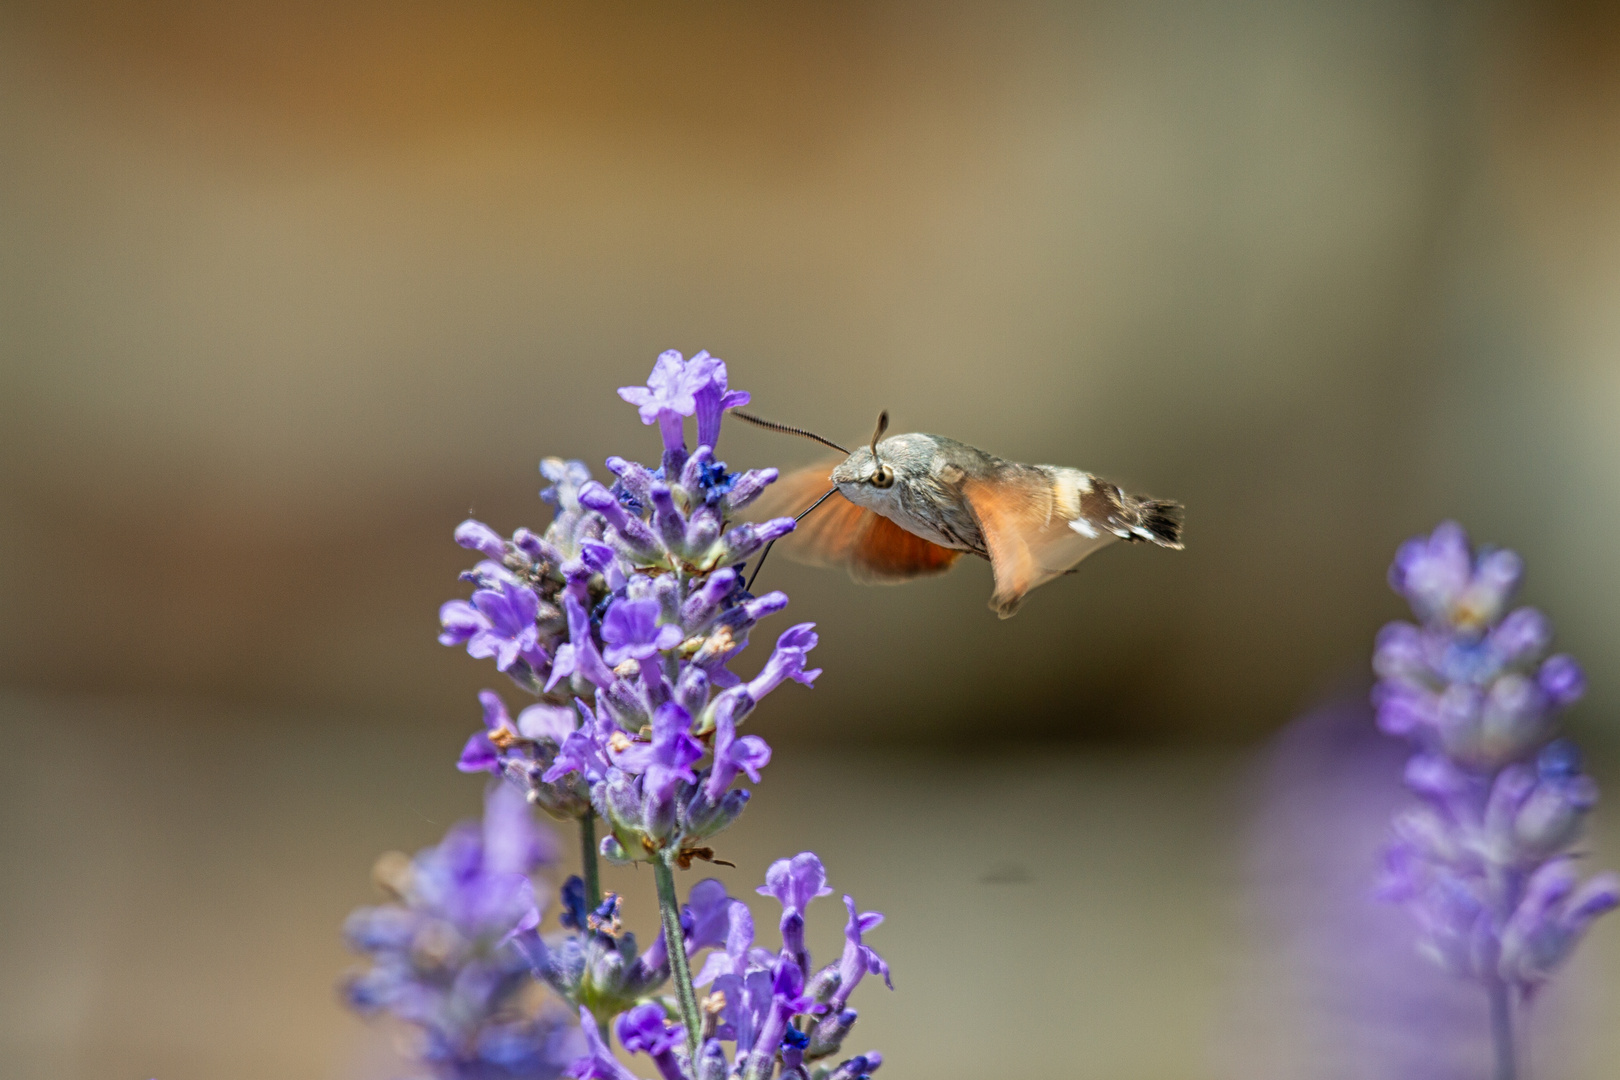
[870,465,895,489]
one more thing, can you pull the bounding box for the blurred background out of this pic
[3,0,1620,1077]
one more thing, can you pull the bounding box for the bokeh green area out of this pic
[4,2,1620,1076]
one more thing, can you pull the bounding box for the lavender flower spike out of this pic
[1375,522,1618,1080]
[420,352,888,1078]
[342,784,582,1079]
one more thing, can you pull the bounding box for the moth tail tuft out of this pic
[1127,497,1184,549]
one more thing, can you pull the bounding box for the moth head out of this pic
[830,411,898,493]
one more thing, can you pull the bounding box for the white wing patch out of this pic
[1020,467,1117,590]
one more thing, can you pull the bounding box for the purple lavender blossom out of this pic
[618,350,750,455]
[601,598,684,667]
[342,784,582,1079]
[510,875,750,1036]
[666,853,888,1080]
[440,578,553,675]
[439,350,812,871]
[618,350,710,455]
[406,352,891,1080]
[1374,522,1619,1079]
[568,1005,640,1080]
[458,690,522,775]
[456,690,593,821]
[616,1003,687,1080]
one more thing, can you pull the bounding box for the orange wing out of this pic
[845,512,963,584]
[751,461,963,585]
[962,472,1116,618]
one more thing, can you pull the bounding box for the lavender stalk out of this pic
[579,814,602,912]
[349,349,893,1079]
[1374,522,1620,1079]
[654,855,705,1061]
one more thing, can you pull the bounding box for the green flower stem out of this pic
[653,854,702,1061]
[579,814,602,911]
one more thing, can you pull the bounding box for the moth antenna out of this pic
[745,486,839,592]
[867,410,894,488]
[868,410,889,462]
[732,411,850,455]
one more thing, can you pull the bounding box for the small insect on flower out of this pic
[739,410,1184,618]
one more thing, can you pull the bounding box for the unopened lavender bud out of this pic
[580,481,663,555]
[743,590,790,623]
[725,467,778,512]
[1373,681,1435,737]
[674,664,711,718]
[1455,547,1522,629]
[827,1053,883,1080]
[1392,807,1461,863]
[577,481,630,530]
[1477,673,1550,764]
[716,517,796,566]
[1434,693,1488,766]
[1484,764,1537,835]
[597,770,643,831]
[679,445,714,492]
[343,907,416,951]
[1539,654,1585,707]
[686,504,722,555]
[805,964,842,1004]
[807,1008,858,1059]
[649,484,689,554]
[1435,682,1483,747]
[679,570,736,632]
[643,784,678,842]
[1492,607,1551,666]
[600,834,631,865]
[588,940,626,991]
[696,1039,729,1080]
[686,788,749,839]
[454,519,508,561]
[605,455,658,504]
[1404,753,1470,800]
[599,679,651,732]
[1515,776,1598,857]
[1372,622,1426,681]
[514,527,564,567]
[652,571,682,624]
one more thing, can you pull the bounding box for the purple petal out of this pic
[457,732,499,774]
[454,519,507,561]
[479,689,511,732]
[758,852,833,916]
[516,703,576,743]
[438,599,486,645]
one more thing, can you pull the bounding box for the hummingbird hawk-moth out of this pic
[738,410,1184,619]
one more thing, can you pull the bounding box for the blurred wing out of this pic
[751,460,863,567]
[753,461,962,584]
[846,513,963,585]
[962,471,1117,618]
